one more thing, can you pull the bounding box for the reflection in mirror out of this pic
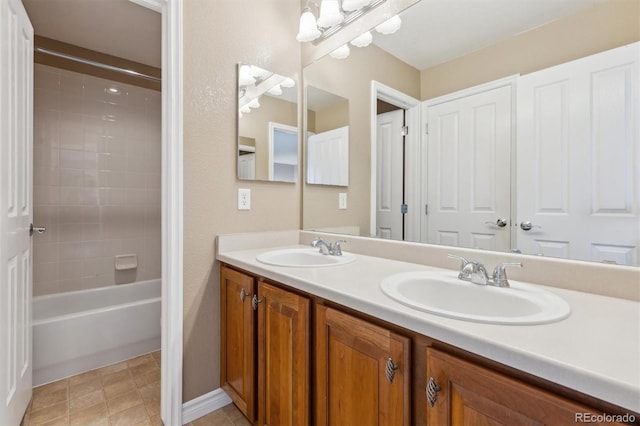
[302,0,640,266]
[306,86,350,186]
[237,64,298,182]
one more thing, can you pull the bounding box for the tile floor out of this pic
[21,350,251,426]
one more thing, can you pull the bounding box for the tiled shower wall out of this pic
[33,64,161,296]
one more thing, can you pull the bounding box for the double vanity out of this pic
[217,230,640,425]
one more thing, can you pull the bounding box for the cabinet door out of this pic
[315,305,411,426]
[220,266,255,420]
[258,281,310,426]
[426,348,624,425]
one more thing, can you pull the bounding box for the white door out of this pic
[0,0,34,424]
[517,43,639,265]
[376,110,404,240]
[425,84,512,251]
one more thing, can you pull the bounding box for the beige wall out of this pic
[239,95,297,180]
[183,0,301,402]
[314,101,349,134]
[303,44,420,233]
[33,64,161,296]
[421,0,640,100]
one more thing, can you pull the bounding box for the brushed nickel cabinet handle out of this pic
[426,377,441,407]
[251,294,263,310]
[385,358,399,384]
[240,288,247,302]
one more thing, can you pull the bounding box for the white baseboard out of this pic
[181,388,232,424]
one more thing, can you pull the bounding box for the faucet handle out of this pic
[447,254,469,270]
[332,240,346,256]
[492,262,522,287]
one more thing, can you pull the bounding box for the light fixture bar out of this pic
[312,0,387,45]
[35,46,161,83]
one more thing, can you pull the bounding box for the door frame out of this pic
[130,0,184,424]
[421,75,518,246]
[370,81,420,240]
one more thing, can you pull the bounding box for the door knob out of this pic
[485,218,507,228]
[520,221,542,231]
[30,224,46,236]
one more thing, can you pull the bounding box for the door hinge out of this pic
[401,126,409,136]
[401,204,408,214]
[425,204,428,215]
[425,123,429,134]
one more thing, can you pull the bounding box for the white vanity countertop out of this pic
[217,244,640,414]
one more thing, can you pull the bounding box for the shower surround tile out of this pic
[33,64,161,296]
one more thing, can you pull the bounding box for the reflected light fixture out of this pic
[268,85,283,96]
[330,44,350,59]
[248,98,261,109]
[281,77,296,88]
[238,65,256,86]
[375,14,401,34]
[350,31,372,47]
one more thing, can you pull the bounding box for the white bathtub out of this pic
[33,279,161,386]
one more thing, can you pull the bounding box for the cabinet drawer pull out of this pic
[240,288,248,302]
[252,294,263,310]
[426,377,441,407]
[385,358,399,383]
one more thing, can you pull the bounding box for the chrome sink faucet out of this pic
[448,254,522,288]
[311,237,346,256]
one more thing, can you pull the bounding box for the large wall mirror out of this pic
[302,0,640,266]
[238,64,299,182]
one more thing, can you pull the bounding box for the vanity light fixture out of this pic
[297,0,386,44]
[281,77,296,88]
[248,98,261,109]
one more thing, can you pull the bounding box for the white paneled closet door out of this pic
[376,110,404,240]
[516,42,639,265]
[0,0,34,424]
[425,84,512,251]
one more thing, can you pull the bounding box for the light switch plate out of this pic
[339,192,347,210]
[238,188,251,210]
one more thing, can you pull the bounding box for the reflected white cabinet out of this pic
[307,126,349,186]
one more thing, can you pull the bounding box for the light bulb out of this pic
[375,15,402,35]
[350,31,372,47]
[281,78,296,88]
[330,44,350,59]
[268,85,283,96]
[317,0,343,28]
[296,8,321,42]
[341,0,371,12]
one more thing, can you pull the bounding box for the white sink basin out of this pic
[256,248,356,268]
[380,271,570,325]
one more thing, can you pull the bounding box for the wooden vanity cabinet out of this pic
[315,304,411,426]
[220,265,310,425]
[220,266,256,420]
[425,348,625,426]
[257,281,310,426]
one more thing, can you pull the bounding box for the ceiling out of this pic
[372,0,607,70]
[22,0,161,68]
